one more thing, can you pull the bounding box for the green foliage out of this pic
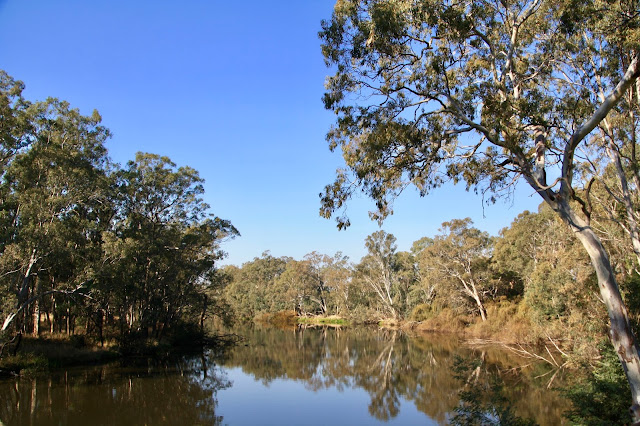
[564,342,632,425]
[99,152,238,335]
[223,252,289,319]
[526,264,571,322]
[223,251,358,322]
[318,0,638,228]
[0,70,237,345]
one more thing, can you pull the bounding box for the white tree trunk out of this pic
[556,200,640,420]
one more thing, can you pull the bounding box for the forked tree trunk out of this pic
[470,284,486,322]
[472,294,487,322]
[460,278,487,322]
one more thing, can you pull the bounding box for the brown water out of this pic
[0,325,567,425]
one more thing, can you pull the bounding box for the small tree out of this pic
[418,219,494,321]
[355,231,404,319]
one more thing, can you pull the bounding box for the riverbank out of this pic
[1,300,595,377]
[253,301,596,360]
[0,330,237,377]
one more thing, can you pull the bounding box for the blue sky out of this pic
[0,1,541,266]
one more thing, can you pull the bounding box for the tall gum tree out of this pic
[318,0,640,417]
[1,96,111,333]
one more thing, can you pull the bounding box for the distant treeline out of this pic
[0,70,238,343]
[223,202,640,355]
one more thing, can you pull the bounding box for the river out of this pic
[0,325,567,425]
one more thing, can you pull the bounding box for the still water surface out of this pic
[0,325,567,425]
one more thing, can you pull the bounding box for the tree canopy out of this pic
[320,0,638,223]
[0,70,238,342]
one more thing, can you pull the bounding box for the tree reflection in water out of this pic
[219,325,567,425]
[0,356,230,426]
[0,327,567,425]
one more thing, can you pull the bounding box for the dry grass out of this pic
[413,308,470,333]
[467,301,537,344]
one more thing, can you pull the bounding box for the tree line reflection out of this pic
[0,326,566,425]
[220,325,567,425]
[0,357,230,425]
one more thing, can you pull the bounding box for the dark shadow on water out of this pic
[0,354,231,426]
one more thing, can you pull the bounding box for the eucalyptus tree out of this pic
[304,251,353,315]
[405,237,437,311]
[101,153,238,335]
[319,252,353,315]
[223,252,289,319]
[0,96,111,334]
[273,259,317,314]
[355,231,404,319]
[318,0,640,415]
[418,219,494,321]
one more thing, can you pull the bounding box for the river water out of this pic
[0,325,567,425]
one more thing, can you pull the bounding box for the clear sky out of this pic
[0,0,542,266]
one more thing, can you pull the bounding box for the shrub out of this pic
[563,342,631,425]
[410,303,437,321]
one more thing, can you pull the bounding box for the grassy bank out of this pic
[404,304,532,340]
[254,311,351,327]
[0,335,119,376]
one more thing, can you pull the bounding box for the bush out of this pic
[410,303,437,321]
[563,342,632,425]
[470,301,535,344]
[298,316,347,325]
[345,305,382,324]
